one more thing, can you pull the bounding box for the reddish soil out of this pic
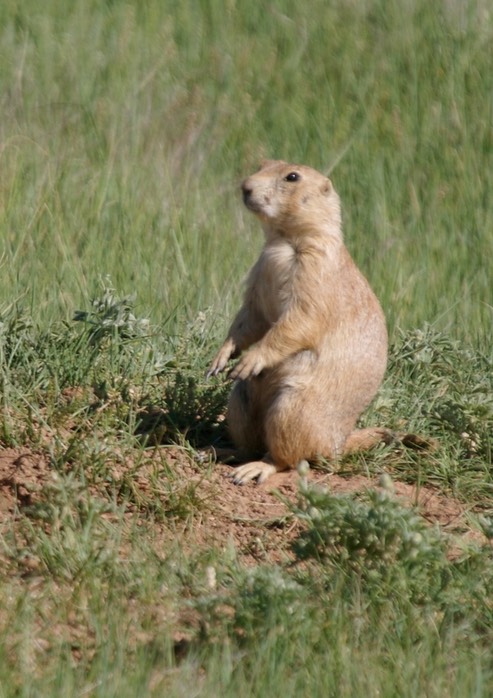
[0,445,485,565]
[0,448,52,514]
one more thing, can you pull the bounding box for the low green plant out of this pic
[290,484,447,603]
[388,326,493,460]
[17,473,123,584]
[73,279,151,344]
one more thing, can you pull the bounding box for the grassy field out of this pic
[1,0,493,695]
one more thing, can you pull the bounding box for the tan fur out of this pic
[208,160,389,484]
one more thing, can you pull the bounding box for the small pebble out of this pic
[296,460,310,476]
[378,473,395,494]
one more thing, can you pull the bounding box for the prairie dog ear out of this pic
[260,159,279,169]
[321,179,332,195]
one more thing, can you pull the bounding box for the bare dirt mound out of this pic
[0,448,52,516]
[184,461,483,563]
[0,445,485,564]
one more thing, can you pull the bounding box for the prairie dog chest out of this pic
[250,240,297,323]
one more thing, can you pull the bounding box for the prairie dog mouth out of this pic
[241,184,269,214]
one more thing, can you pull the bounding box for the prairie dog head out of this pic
[241,160,342,239]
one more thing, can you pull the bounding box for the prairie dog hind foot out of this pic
[229,459,278,485]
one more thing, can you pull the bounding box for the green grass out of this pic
[1,0,493,695]
[1,0,491,341]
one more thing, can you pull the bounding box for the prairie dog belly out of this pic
[253,240,296,324]
[265,347,318,384]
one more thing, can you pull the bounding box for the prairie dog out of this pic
[208,160,388,484]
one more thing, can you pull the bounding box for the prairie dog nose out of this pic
[241,181,252,205]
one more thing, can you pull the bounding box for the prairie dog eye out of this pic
[284,172,300,182]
